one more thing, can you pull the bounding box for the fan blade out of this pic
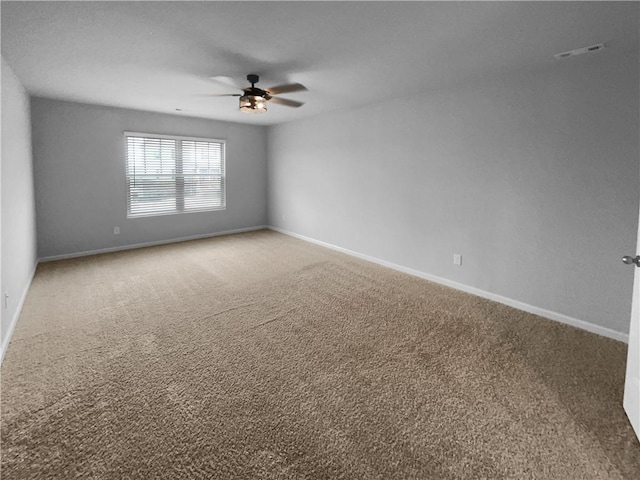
[267,96,304,108]
[195,93,241,97]
[265,83,307,95]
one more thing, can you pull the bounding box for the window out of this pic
[125,132,225,217]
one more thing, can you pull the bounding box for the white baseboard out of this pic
[1,261,38,363]
[39,225,269,262]
[269,226,629,344]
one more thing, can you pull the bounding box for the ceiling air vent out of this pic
[554,43,606,60]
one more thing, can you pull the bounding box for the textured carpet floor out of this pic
[1,229,639,479]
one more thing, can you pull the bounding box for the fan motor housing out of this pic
[244,87,267,97]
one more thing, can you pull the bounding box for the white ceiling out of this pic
[2,1,638,126]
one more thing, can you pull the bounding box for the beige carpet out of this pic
[1,229,639,479]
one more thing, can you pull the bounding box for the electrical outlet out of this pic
[453,254,462,266]
[282,214,286,221]
[113,226,120,235]
[4,292,8,309]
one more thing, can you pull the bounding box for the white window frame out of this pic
[124,131,226,218]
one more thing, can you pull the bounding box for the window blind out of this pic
[125,133,225,217]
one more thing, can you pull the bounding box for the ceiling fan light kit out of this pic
[240,94,267,113]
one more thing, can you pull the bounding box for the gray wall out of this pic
[268,49,639,335]
[31,98,268,258]
[1,57,37,354]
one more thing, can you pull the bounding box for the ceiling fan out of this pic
[202,74,307,114]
